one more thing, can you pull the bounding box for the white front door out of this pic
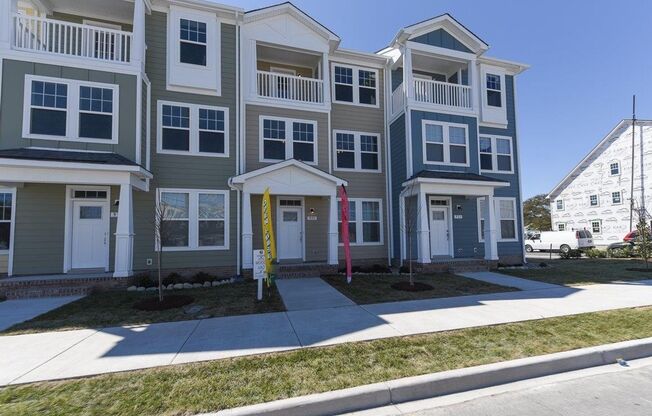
[277,207,303,260]
[71,201,108,269]
[429,207,450,257]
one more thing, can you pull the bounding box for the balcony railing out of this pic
[256,70,324,104]
[413,78,472,110]
[13,14,133,64]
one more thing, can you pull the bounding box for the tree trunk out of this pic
[157,249,163,302]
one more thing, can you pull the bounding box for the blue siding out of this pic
[411,29,472,53]
[410,110,479,174]
[390,115,406,259]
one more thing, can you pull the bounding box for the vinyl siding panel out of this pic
[0,60,138,160]
[0,254,7,274]
[411,29,473,53]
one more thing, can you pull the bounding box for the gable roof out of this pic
[384,13,489,55]
[548,119,652,199]
[229,159,347,187]
[245,2,340,49]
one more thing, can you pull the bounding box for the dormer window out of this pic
[180,19,207,66]
[486,74,502,107]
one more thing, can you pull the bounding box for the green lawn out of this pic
[2,280,284,335]
[2,307,652,416]
[501,258,652,286]
[322,273,518,304]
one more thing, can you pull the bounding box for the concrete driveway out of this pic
[0,296,82,332]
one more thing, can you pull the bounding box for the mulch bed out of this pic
[390,281,434,292]
[133,295,194,311]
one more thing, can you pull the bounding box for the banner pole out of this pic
[257,278,263,301]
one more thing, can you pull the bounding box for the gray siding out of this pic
[411,29,472,53]
[0,254,7,274]
[245,105,329,173]
[0,60,138,160]
[132,12,238,272]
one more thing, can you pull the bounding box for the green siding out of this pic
[0,60,138,160]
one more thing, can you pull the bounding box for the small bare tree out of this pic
[153,194,170,302]
[399,182,422,286]
[635,203,652,269]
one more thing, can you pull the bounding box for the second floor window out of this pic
[261,117,316,164]
[589,194,599,207]
[610,162,620,175]
[158,101,228,156]
[25,76,118,143]
[180,18,207,66]
[556,199,564,210]
[423,121,468,166]
[486,73,502,107]
[612,191,622,204]
[479,136,513,173]
[334,131,381,172]
[333,65,378,106]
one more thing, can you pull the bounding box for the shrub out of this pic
[609,246,635,258]
[585,248,607,259]
[559,249,582,259]
[132,272,154,288]
[192,271,214,283]
[162,272,184,286]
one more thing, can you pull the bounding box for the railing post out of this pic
[132,0,146,68]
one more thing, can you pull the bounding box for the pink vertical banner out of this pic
[339,185,352,284]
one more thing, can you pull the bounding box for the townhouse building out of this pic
[549,120,652,246]
[0,0,527,283]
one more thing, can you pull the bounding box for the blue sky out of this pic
[234,0,652,199]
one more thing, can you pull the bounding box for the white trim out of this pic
[156,100,230,157]
[275,196,306,261]
[156,188,231,252]
[0,187,16,276]
[478,134,515,174]
[331,63,380,108]
[22,75,120,144]
[258,115,318,165]
[229,158,347,188]
[428,196,454,258]
[337,197,384,246]
[64,185,111,273]
[269,66,297,76]
[332,129,382,173]
[477,196,519,243]
[421,119,470,167]
[81,19,122,30]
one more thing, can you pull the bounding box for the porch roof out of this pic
[0,148,142,167]
[402,170,509,197]
[407,170,508,185]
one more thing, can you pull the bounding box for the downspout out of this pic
[143,73,152,190]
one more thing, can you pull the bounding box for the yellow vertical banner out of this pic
[261,187,277,283]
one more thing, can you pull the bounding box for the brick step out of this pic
[0,275,131,299]
[275,264,338,279]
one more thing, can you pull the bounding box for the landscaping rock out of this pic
[137,287,145,292]
[127,286,137,292]
[212,281,219,287]
[167,284,174,290]
[192,283,202,288]
[183,283,193,289]
[174,283,184,290]
[203,281,211,287]
[146,287,157,291]
[184,305,204,315]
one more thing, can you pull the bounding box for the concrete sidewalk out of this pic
[3,277,652,385]
[0,296,82,332]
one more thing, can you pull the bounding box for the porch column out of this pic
[482,195,499,261]
[399,194,406,262]
[114,184,134,278]
[132,0,146,71]
[242,191,253,269]
[0,0,17,50]
[321,52,331,105]
[416,190,431,263]
[327,191,338,265]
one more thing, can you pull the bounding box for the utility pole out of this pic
[629,95,636,231]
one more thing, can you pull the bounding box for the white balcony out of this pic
[413,78,472,109]
[256,70,324,105]
[13,14,133,64]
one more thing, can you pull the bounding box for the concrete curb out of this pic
[201,337,652,416]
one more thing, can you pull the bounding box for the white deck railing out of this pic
[391,83,405,116]
[13,14,133,64]
[413,79,472,110]
[256,70,324,104]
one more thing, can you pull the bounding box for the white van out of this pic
[524,230,594,254]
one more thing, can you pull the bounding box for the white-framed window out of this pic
[259,116,317,164]
[23,75,119,143]
[477,197,518,242]
[485,73,502,108]
[589,194,599,207]
[612,191,622,205]
[479,135,514,173]
[157,189,229,251]
[556,199,564,211]
[333,130,381,172]
[332,64,379,107]
[422,120,469,166]
[337,198,383,245]
[610,161,620,176]
[557,223,566,231]
[0,190,15,253]
[179,18,207,66]
[157,101,229,157]
[591,220,601,234]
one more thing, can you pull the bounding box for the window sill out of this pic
[338,242,384,247]
[23,133,118,145]
[332,100,380,109]
[423,160,470,168]
[480,169,515,175]
[162,246,230,252]
[334,167,382,174]
[157,149,230,158]
[261,158,318,166]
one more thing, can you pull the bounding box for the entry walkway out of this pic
[459,271,561,291]
[3,277,652,385]
[276,278,355,310]
[0,296,82,332]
